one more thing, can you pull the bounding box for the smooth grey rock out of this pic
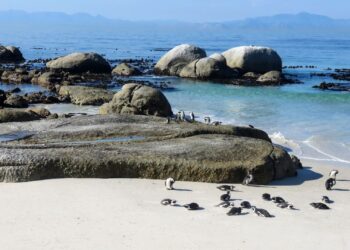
[257,71,283,84]
[112,63,141,76]
[4,95,28,108]
[59,86,114,106]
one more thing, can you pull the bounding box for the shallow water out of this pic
[1,31,350,165]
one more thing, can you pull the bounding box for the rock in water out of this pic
[0,46,25,63]
[100,83,173,117]
[257,71,283,84]
[46,52,111,73]
[222,46,282,73]
[4,95,29,108]
[59,86,114,106]
[112,63,141,76]
[0,115,300,183]
[154,44,206,76]
[0,109,40,123]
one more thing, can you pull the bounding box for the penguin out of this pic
[183,203,200,210]
[325,178,336,190]
[220,191,231,202]
[217,185,235,191]
[242,174,254,185]
[240,201,251,209]
[212,121,222,126]
[166,116,171,124]
[161,199,177,206]
[180,110,186,121]
[175,112,181,122]
[277,202,289,209]
[251,206,273,217]
[190,112,195,122]
[310,202,330,210]
[287,204,296,210]
[329,170,339,181]
[227,207,242,216]
[248,125,255,129]
[204,117,211,125]
[262,193,271,201]
[322,196,333,204]
[272,196,286,204]
[165,178,175,190]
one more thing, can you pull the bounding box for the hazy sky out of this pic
[1,0,349,22]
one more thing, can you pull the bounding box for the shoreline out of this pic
[0,159,349,250]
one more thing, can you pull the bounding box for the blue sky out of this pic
[1,0,349,21]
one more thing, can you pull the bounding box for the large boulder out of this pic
[46,52,111,73]
[58,86,114,106]
[257,71,283,84]
[4,95,29,108]
[0,46,25,63]
[112,63,141,76]
[222,46,282,73]
[0,114,299,183]
[154,44,206,76]
[179,57,236,79]
[35,72,63,87]
[0,109,40,123]
[100,84,172,117]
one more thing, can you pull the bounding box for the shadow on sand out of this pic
[271,167,323,186]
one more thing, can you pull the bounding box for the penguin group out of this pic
[262,193,295,210]
[166,110,196,123]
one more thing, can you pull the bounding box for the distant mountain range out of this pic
[1,10,350,36]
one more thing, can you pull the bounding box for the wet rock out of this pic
[0,115,298,183]
[313,82,350,92]
[4,95,29,108]
[0,109,40,123]
[26,107,51,118]
[154,44,206,76]
[112,63,141,76]
[59,85,114,105]
[243,72,261,79]
[23,92,60,104]
[257,71,283,84]
[35,72,63,88]
[46,52,111,74]
[222,46,282,73]
[0,90,6,107]
[0,46,25,64]
[100,83,172,117]
[0,69,32,83]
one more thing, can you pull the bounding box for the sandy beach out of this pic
[0,159,348,250]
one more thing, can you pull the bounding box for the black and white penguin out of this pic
[212,121,222,126]
[248,125,255,129]
[277,202,289,209]
[165,178,175,190]
[287,204,296,210]
[190,112,195,122]
[227,207,242,216]
[310,202,330,210]
[161,199,177,206]
[262,193,272,201]
[325,178,336,190]
[322,196,333,204]
[272,196,286,204]
[220,191,231,202]
[329,170,339,182]
[242,174,254,185]
[183,203,200,210]
[217,185,235,191]
[240,201,252,209]
[180,111,186,121]
[204,117,211,125]
[251,206,273,217]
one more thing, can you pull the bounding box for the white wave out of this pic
[270,132,302,155]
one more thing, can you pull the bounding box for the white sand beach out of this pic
[0,159,349,250]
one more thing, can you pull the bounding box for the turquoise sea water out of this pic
[1,31,350,165]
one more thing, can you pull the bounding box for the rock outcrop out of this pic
[0,46,25,63]
[100,84,172,117]
[58,86,114,106]
[222,46,282,73]
[112,63,141,76]
[257,71,283,84]
[46,52,111,73]
[154,44,206,76]
[0,115,300,183]
[0,109,40,123]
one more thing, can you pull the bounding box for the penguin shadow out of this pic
[246,184,276,188]
[331,188,350,192]
[173,188,192,192]
[271,167,323,186]
[336,179,350,182]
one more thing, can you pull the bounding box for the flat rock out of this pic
[59,86,114,105]
[0,115,299,183]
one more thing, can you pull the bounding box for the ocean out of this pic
[1,30,350,166]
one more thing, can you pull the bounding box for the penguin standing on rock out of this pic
[204,117,211,125]
[242,173,254,185]
[190,112,195,122]
[165,178,175,190]
[220,191,231,202]
[180,111,186,121]
[325,178,336,190]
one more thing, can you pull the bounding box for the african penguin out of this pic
[329,170,339,181]
[220,191,231,202]
[190,112,195,122]
[161,199,177,206]
[325,178,336,190]
[272,196,286,204]
[183,203,200,210]
[240,201,251,209]
[227,207,242,216]
[217,185,235,191]
[251,206,273,217]
[310,202,330,210]
[262,193,271,201]
[242,174,254,185]
[212,121,222,126]
[204,117,211,125]
[165,178,175,190]
[322,196,333,204]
